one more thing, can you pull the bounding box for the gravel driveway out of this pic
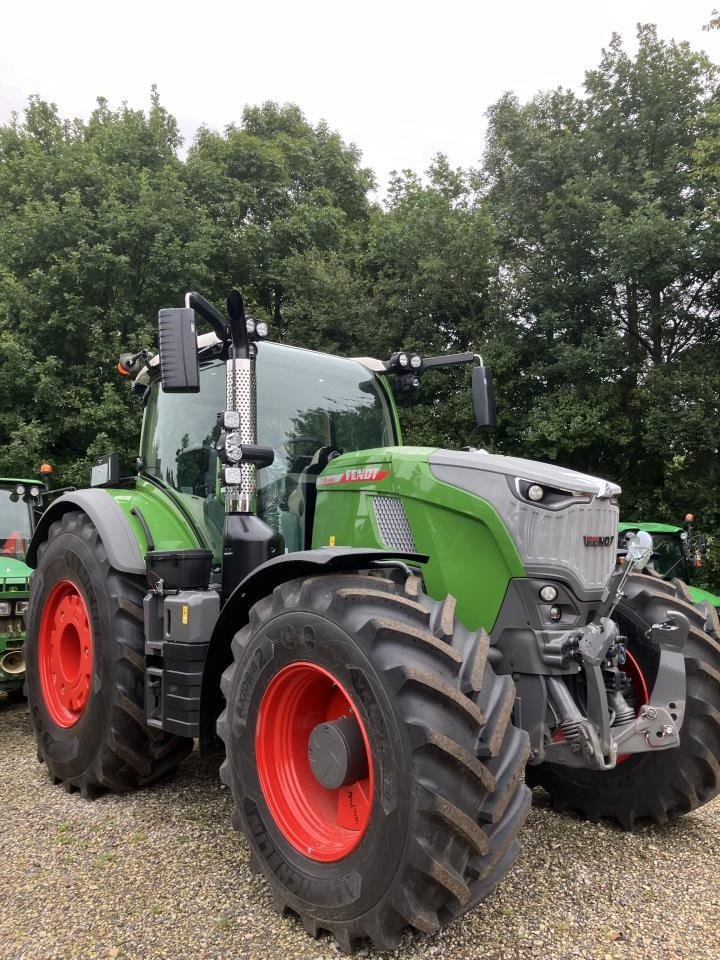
[1,698,718,960]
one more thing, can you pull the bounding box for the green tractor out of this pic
[619,518,720,628]
[0,476,47,698]
[23,291,720,952]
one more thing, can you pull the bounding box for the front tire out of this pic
[528,573,720,827]
[217,571,530,952]
[25,510,192,796]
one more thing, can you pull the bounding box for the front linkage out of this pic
[539,613,686,769]
[526,539,687,770]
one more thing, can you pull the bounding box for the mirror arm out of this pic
[419,352,476,371]
[185,292,228,341]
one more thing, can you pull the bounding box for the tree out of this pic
[365,157,497,446]
[185,101,376,347]
[483,25,720,525]
[0,92,215,484]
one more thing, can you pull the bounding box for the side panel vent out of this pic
[373,496,417,552]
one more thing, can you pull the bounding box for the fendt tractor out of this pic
[0,476,47,698]
[619,518,720,622]
[24,292,720,952]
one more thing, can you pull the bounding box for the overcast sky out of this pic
[2,1,719,192]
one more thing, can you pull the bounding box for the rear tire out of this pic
[217,571,530,952]
[25,510,192,796]
[527,573,720,827]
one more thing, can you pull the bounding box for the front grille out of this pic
[515,500,619,591]
[372,496,416,552]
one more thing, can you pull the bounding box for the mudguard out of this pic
[26,490,144,574]
[199,547,427,752]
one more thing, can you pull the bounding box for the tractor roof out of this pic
[135,333,382,385]
[0,478,39,487]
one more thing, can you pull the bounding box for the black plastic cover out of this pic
[146,549,213,591]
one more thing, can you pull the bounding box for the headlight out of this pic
[539,585,558,602]
[527,484,545,501]
[0,602,11,616]
[15,484,25,496]
[15,601,28,615]
[30,485,41,497]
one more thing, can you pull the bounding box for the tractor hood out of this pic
[315,446,622,597]
[0,555,32,589]
[427,449,621,595]
[429,450,621,499]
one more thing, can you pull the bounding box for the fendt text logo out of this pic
[317,468,390,487]
[583,535,615,547]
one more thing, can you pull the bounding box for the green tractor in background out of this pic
[22,291,720,953]
[619,517,720,630]
[0,475,49,698]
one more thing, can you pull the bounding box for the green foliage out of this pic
[0,24,719,591]
[0,91,215,483]
[185,101,375,341]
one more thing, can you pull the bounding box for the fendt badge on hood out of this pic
[583,535,615,547]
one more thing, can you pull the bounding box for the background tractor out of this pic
[23,291,720,953]
[619,518,720,630]
[0,476,48,698]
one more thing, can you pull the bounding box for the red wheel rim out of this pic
[616,649,650,764]
[255,662,374,862]
[38,580,94,728]
[550,650,650,763]
[622,649,649,711]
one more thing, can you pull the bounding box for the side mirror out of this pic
[158,308,200,393]
[472,365,496,429]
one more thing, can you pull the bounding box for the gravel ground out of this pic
[1,698,719,960]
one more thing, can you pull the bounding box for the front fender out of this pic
[199,547,427,753]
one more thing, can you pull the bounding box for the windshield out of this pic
[140,342,395,557]
[649,533,687,579]
[0,488,33,561]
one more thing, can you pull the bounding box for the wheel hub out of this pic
[308,716,368,789]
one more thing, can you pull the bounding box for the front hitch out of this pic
[611,612,687,756]
[542,611,688,769]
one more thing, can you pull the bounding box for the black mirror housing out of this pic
[472,365,496,429]
[158,308,200,393]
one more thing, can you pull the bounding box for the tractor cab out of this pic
[0,482,34,561]
[137,339,397,562]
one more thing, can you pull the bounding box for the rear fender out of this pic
[199,547,427,753]
[26,490,145,574]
